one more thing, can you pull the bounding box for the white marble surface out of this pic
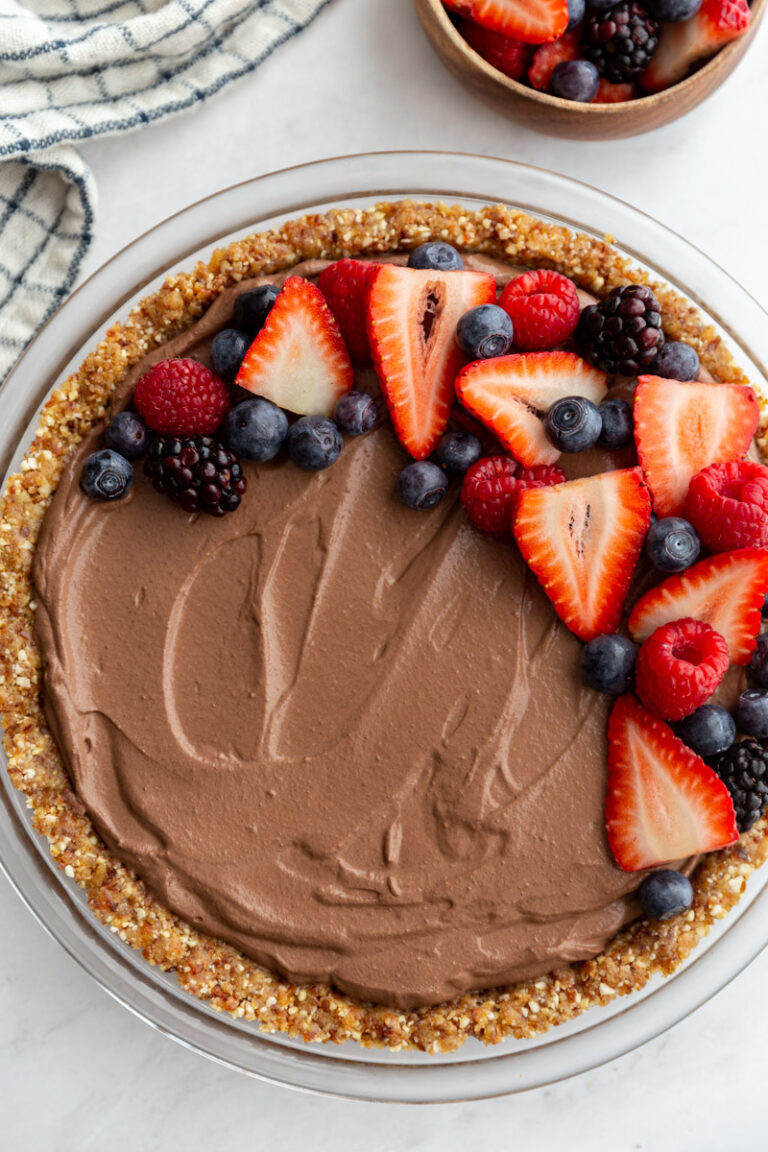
[3,0,768,1146]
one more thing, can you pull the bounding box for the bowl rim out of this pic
[416,0,766,114]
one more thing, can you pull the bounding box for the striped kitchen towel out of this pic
[0,0,333,382]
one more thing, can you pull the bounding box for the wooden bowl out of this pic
[414,0,765,139]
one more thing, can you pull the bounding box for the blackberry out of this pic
[710,738,768,833]
[583,2,660,83]
[145,435,246,516]
[576,284,664,376]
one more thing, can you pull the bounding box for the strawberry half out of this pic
[443,0,568,44]
[455,351,608,468]
[641,0,751,95]
[367,264,496,459]
[605,694,738,873]
[236,277,353,416]
[457,16,531,80]
[317,258,379,362]
[634,375,759,517]
[513,467,651,642]
[628,548,768,665]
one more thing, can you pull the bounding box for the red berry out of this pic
[461,456,519,539]
[635,618,729,722]
[686,460,768,553]
[457,17,531,80]
[499,269,581,351]
[528,29,583,91]
[513,464,567,508]
[134,359,230,436]
[317,259,379,362]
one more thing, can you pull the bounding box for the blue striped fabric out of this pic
[0,0,333,381]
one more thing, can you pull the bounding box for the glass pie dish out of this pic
[1,151,768,1103]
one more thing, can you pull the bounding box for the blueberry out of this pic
[456,304,514,360]
[398,461,449,511]
[674,705,736,759]
[334,390,378,436]
[408,243,463,272]
[233,284,279,336]
[566,0,586,28]
[433,431,482,476]
[211,328,250,383]
[286,415,342,471]
[645,517,701,573]
[581,633,638,695]
[748,632,768,689]
[638,870,694,921]
[80,449,133,501]
[550,60,600,103]
[597,396,633,451]
[645,0,702,20]
[652,341,700,382]
[222,397,288,462]
[546,395,602,453]
[105,411,148,460]
[733,690,768,739]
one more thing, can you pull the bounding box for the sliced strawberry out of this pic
[528,29,582,91]
[628,548,768,665]
[455,351,608,468]
[634,375,759,517]
[317,259,379,362]
[593,78,637,103]
[605,694,738,873]
[236,277,353,417]
[367,264,495,459]
[641,0,751,94]
[513,467,651,642]
[444,0,568,43]
[457,16,531,80]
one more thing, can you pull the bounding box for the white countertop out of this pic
[2,1,768,1146]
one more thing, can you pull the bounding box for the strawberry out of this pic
[686,460,768,553]
[634,375,759,517]
[593,78,637,103]
[628,548,768,665]
[634,618,729,722]
[455,351,608,468]
[317,259,379,362]
[236,277,353,417]
[367,264,496,459]
[443,0,568,44]
[513,467,651,642]
[457,16,531,80]
[641,0,751,94]
[604,694,738,873]
[528,29,582,91]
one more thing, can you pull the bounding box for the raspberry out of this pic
[576,284,664,375]
[134,359,230,436]
[458,17,531,81]
[145,435,246,517]
[317,259,379,362]
[499,270,581,351]
[460,457,566,539]
[635,618,730,722]
[686,460,768,553]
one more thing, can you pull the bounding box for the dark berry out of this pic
[711,738,768,832]
[674,705,736,759]
[567,0,587,27]
[233,284,279,336]
[221,397,288,462]
[733,690,768,739]
[334,391,378,436]
[211,328,250,383]
[144,435,246,516]
[581,633,638,695]
[286,415,342,471]
[645,0,701,19]
[550,59,600,102]
[433,431,482,476]
[576,284,664,376]
[638,870,693,921]
[598,396,633,451]
[398,461,449,511]
[456,304,514,359]
[583,2,660,84]
[587,0,621,8]
[762,591,768,619]
[653,341,700,382]
[645,517,700,573]
[408,243,463,272]
[545,395,602,453]
[747,632,768,690]
[105,411,148,460]
[80,449,134,501]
